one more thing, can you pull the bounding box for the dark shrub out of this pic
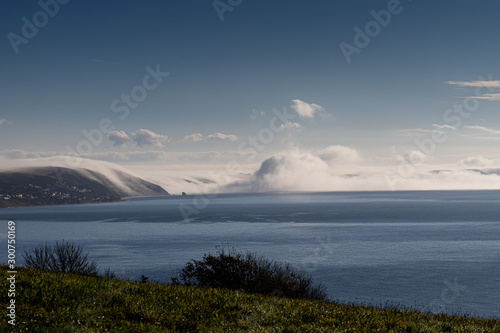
[23,240,99,277]
[171,246,328,301]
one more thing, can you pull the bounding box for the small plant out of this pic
[23,240,99,276]
[171,245,328,301]
[140,275,149,283]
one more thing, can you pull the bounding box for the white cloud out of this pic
[222,149,500,193]
[205,133,238,141]
[107,130,131,147]
[107,129,171,147]
[318,145,361,164]
[181,133,204,142]
[240,152,332,192]
[459,156,494,167]
[131,129,169,147]
[290,99,325,119]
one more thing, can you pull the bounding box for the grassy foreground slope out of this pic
[1,266,499,332]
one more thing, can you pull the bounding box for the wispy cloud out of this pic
[446,80,500,101]
[395,128,434,136]
[463,125,500,135]
[465,93,500,101]
[432,124,456,130]
[181,132,238,143]
[0,118,12,126]
[0,149,60,159]
[446,80,500,88]
[250,109,266,120]
[395,124,463,137]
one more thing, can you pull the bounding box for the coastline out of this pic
[0,193,176,210]
[0,197,125,210]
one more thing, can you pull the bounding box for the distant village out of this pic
[0,182,119,208]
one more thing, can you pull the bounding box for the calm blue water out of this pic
[1,191,499,318]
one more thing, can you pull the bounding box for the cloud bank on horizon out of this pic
[220,147,500,193]
[3,145,500,195]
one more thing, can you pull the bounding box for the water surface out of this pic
[1,191,499,318]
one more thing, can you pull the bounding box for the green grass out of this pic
[1,266,499,332]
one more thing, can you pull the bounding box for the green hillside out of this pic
[1,266,499,332]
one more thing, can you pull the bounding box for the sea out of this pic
[1,190,499,318]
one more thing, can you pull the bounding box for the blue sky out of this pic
[2,1,500,187]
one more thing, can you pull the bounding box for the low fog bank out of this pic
[3,146,500,197]
[131,146,500,194]
[221,147,500,193]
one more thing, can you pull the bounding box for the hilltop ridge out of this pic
[0,166,169,208]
